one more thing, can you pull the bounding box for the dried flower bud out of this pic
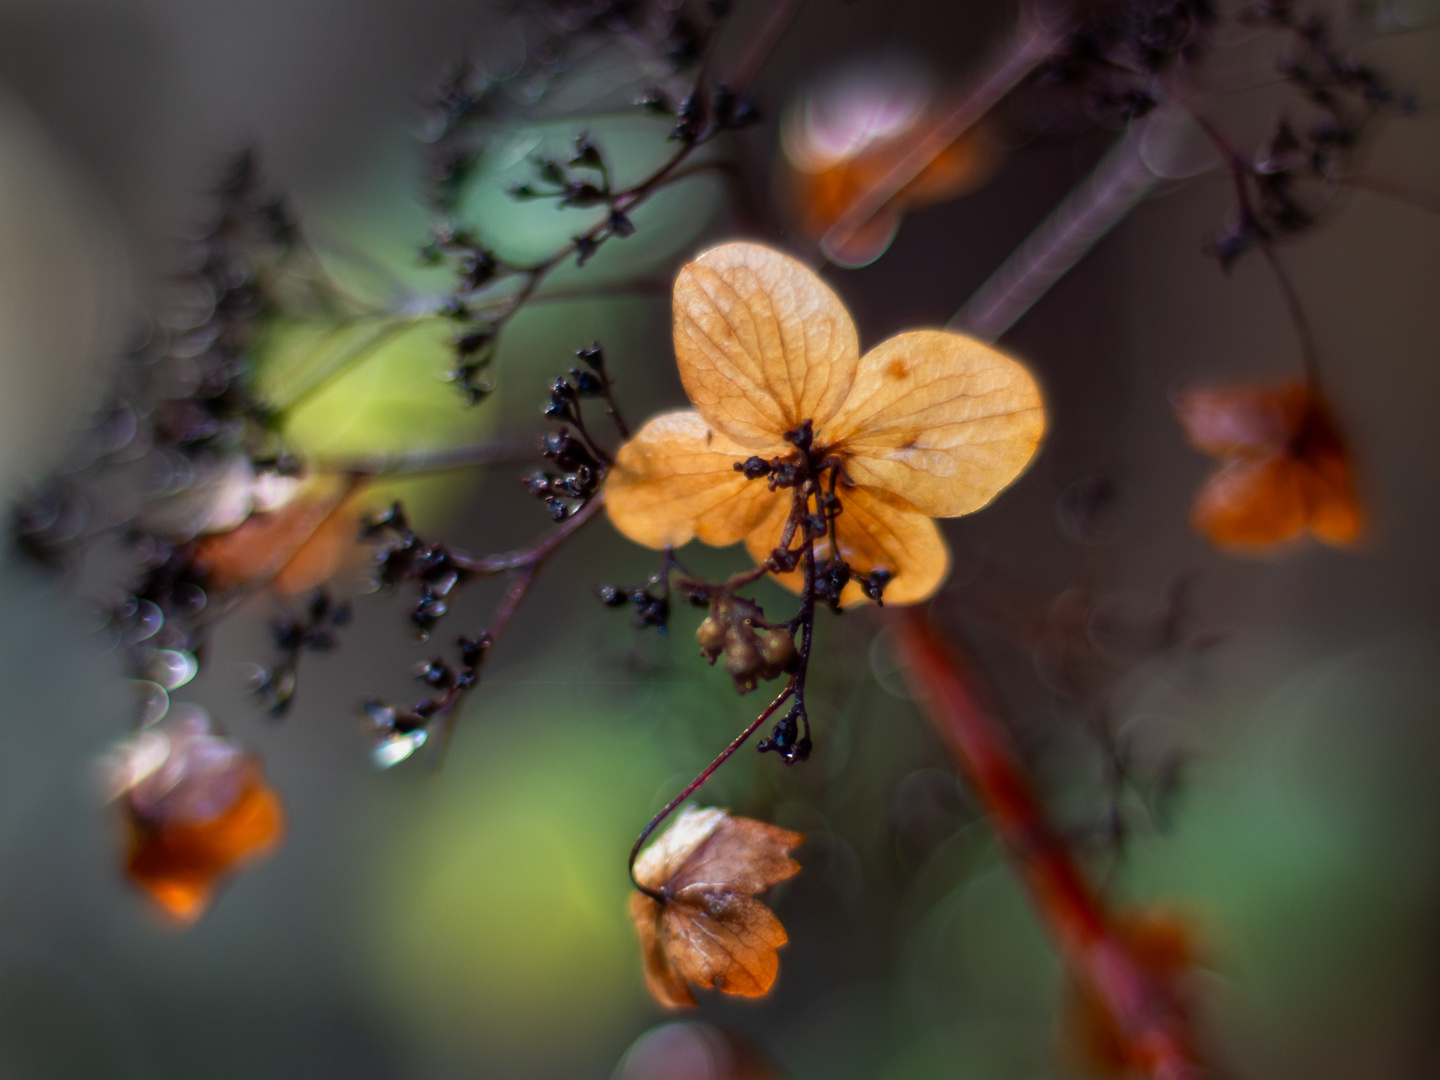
[696,613,728,661]
[757,627,797,678]
[723,625,761,693]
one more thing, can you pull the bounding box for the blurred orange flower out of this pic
[604,242,1045,606]
[109,714,285,923]
[192,472,368,596]
[629,807,803,1008]
[1174,381,1361,552]
[779,65,1002,267]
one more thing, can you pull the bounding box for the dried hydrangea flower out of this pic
[629,807,803,1008]
[780,65,1001,267]
[604,242,1045,605]
[108,712,284,923]
[1174,381,1361,552]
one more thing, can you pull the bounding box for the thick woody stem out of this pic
[891,609,1207,1080]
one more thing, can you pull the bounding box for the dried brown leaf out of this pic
[630,807,803,1008]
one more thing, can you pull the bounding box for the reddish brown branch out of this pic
[890,608,1207,1080]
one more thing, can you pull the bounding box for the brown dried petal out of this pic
[629,808,803,1008]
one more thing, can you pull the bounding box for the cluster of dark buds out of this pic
[526,344,627,520]
[507,137,640,265]
[252,589,352,716]
[1036,0,1215,122]
[639,81,760,142]
[420,226,503,403]
[596,580,672,631]
[756,700,811,765]
[1205,1,1415,267]
[363,503,472,640]
[14,150,312,721]
[363,634,491,768]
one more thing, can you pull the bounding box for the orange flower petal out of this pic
[630,892,698,1008]
[824,330,1044,518]
[1174,384,1305,457]
[662,892,788,997]
[1303,448,1362,545]
[604,410,787,549]
[1190,455,1309,550]
[747,484,950,607]
[1177,381,1364,552]
[673,242,859,447]
[193,474,365,595]
[126,773,285,924]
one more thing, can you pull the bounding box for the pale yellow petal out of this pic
[745,485,950,607]
[825,330,1044,518]
[604,410,786,550]
[674,242,860,447]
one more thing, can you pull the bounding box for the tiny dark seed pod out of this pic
[757,627,796,678]
[696,613,727,661]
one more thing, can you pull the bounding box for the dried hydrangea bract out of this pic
[109,714,285,923]
[192,473,368,596]
[629,807,803,1008]
[779,66,1000,267]
[604,241,1045,606]
[1174,381,1361,553]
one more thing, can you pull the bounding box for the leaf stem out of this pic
[629,682,796,900]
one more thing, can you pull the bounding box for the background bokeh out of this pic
[1,0,1439,1077]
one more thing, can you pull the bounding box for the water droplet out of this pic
[125,600,163,644]
[133,680,170,726]
[150,650,198,690]
[372,729,427,769]
[172,583,207,615]
[363,700,397,729]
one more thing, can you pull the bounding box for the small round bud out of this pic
[757,627,796,678]
[696,614,727,661]
[723,626,761,693]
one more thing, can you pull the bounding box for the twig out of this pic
[891,609,1208,1080]
[727,0,808,93]
[628,683,795,899]
[950,130,1163,340]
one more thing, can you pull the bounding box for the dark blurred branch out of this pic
[892,609,1209,1080]
[950,130,1164,340]
[727,0,808,93]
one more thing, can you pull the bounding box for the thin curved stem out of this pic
[629,683,796,899]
